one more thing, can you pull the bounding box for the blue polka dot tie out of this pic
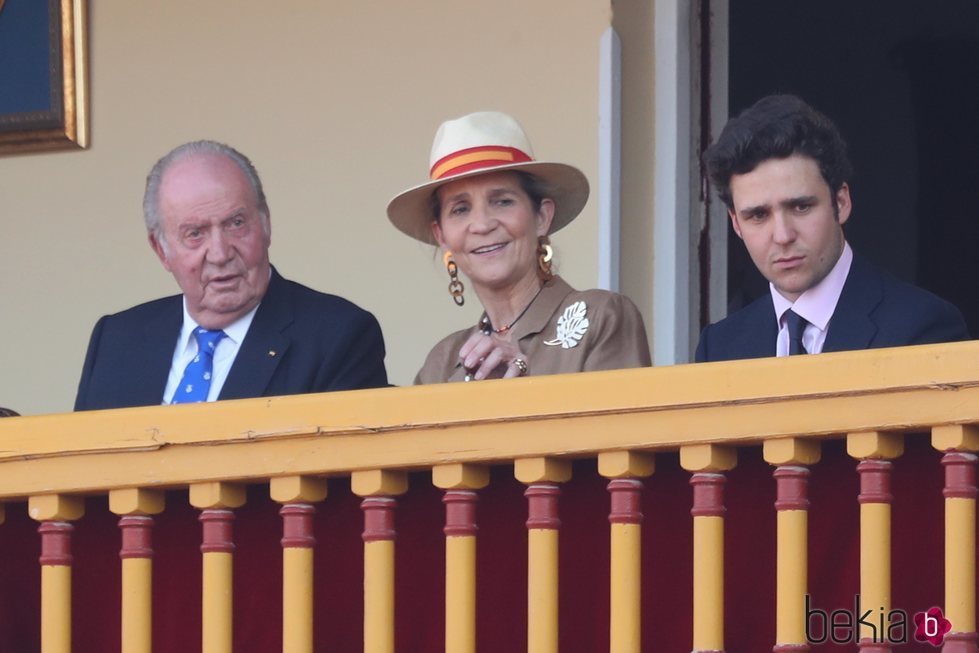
[172,328,227,404]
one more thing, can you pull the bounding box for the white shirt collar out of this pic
[177,299,260,352]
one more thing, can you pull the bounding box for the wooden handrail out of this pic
[0,341,977,498]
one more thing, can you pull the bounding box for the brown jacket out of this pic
[415,276,651,384]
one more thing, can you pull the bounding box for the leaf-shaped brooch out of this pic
[544,300,589,349]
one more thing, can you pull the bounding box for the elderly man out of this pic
[696,94,968,362]
[75,141,387,410]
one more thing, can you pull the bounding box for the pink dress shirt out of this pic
[770,242,853,356]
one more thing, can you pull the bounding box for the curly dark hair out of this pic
[705,94,853,210]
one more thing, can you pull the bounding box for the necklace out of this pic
[479,285,546,335]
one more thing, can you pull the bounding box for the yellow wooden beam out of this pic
[6,341,979,457]
[1,344,979,497]
[0,342,975,452]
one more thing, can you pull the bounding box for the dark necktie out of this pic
[171,328,227,404]
[785,309,808,355]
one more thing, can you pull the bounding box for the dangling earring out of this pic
[444,251,465,306]
[537,236,554,282]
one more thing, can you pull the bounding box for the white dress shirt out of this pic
[162,300,259,404]
[770,242,853,356]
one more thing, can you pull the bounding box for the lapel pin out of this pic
[268,350,277,357]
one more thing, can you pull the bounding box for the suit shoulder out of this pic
[280,277,378,322]
[869,265,969,340]
[859,259,963,317]
[94,294,181,329]
[875,266,958,309]
[695,294,775,362]
[703,294,773,336]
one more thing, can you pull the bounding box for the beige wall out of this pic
[0,0,633,415]
[613,0,657,336]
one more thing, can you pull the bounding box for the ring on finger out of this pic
[512,358,528,376]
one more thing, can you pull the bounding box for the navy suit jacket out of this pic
[75,269,388,411]
[695,254,969,362]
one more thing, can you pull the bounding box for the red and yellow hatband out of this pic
[430,145,533,181]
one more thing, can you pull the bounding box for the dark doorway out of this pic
[725,1,979,337]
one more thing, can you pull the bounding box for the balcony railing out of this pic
[0,341,977,652]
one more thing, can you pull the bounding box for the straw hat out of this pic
[387,111,590,244]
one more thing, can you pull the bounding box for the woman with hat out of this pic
[388,111,650,383]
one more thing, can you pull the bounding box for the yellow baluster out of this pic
[190,482,246,653]
[271,475,328,653]
[110,488,165,653]
[932,424,979,650]
[599,451,655,653]
[433,464,489,653]
[681,444,736,653]
[515,457,571,653]
[30,494,84,653]
[764,438,820,650]
[352,470,408,653]
[847,431,902,651]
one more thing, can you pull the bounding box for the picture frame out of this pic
[0,0,88,155]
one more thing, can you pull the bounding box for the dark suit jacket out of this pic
[695,254,969,362]
[75,269,388,410]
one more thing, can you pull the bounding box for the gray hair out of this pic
[143,140,270,247]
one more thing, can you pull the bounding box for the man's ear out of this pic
[729,210,744,240]
[262,211,272,245]
[835,183,852,226]
[149,232,172,272]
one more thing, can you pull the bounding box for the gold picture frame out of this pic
[0,0,88,155]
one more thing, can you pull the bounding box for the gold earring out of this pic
[537,236,554,281]
[444,251,465,306]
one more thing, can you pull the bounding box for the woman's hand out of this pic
[458,331,528,380]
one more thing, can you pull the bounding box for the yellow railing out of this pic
[1,341,978,652]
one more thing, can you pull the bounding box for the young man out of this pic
[696,94,967,362]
